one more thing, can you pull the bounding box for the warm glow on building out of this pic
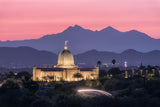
[33,41,99,81]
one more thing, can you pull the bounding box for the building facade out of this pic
[33,41,99,81]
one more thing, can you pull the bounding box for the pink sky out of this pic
[0,0,160,41]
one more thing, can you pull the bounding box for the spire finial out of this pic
[64,40,68,50]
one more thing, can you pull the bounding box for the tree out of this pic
[54,95,69,107]
[7,71,15,78]
[0,87,23,107]
[139,63,145,70]
[107,67,121,75]
[99,70,107,78]
[147,65,152,71]
[104,79,130,91]
[47,76,54,82]
[23,80,39,96]
[112,59,116,65]
[31,98,53,107]
[73,73,83,80]
[97,61,101,67]
[42,76,48,81]
[1,80,19,89]
[17,71,31,81]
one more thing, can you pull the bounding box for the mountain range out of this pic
[0,47,159,68]
[0,47,57,68]
[0,25,160,54]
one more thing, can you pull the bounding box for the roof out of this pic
[35,67,98,72]
[36,68,64,71]
[79,67,97,71]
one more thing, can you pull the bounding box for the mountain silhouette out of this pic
[75,49,160,66]
[0,47,57,67]
[0,47,159,67]
[99,26,120,33]
[0,25,159,54]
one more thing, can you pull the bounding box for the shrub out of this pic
[1,80,19,89]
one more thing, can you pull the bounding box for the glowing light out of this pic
[1,0,160,40]
[124,61,127,68]
[67,78,70,81]
[77,89,112,97]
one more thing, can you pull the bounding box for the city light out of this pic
[77,89,112,97]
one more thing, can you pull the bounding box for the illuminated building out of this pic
[33,41,99,81]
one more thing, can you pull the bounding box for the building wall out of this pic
[33,67,99,81]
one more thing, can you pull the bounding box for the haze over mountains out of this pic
[0,47,159,68]
[0,47,57,68]
[0,25,160,54]
[75,49,160,66]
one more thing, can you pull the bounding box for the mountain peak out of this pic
[63,25,85,32]
[126,30,140,33]
[107,26,114,29]
[74,24,82,28]
[122,49,141,54]
[125,29,152,39]
[100,26,120,33]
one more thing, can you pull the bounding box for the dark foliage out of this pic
[1,80,19,89]
[97,61,101,66]
[112,59,116,65]
[17,71,32,81]
[99,70,107,78]
[73,73,83,78]
[23,80,39,95]
[1,68,160,107]
[104,79,130,91]
[107,67,122,75]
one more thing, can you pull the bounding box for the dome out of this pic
[57,50,75,66]
[55,41,77,68]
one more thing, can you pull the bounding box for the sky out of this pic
[0,0,160,41]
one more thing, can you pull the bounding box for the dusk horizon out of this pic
[1,0,160,41]
[1,24,159,41]
[0,0,160,107]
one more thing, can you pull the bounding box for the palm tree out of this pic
[97,61,101,68]
[112,59,116,66]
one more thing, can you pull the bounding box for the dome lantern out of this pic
[64,40,68,50]
[55,41,77,68]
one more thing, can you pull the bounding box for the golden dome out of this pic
[56,41,77,68]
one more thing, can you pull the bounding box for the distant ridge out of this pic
[0,47,159,68]
[0,25,159,54]
[75,49,160,66]
[0,46,57,68]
